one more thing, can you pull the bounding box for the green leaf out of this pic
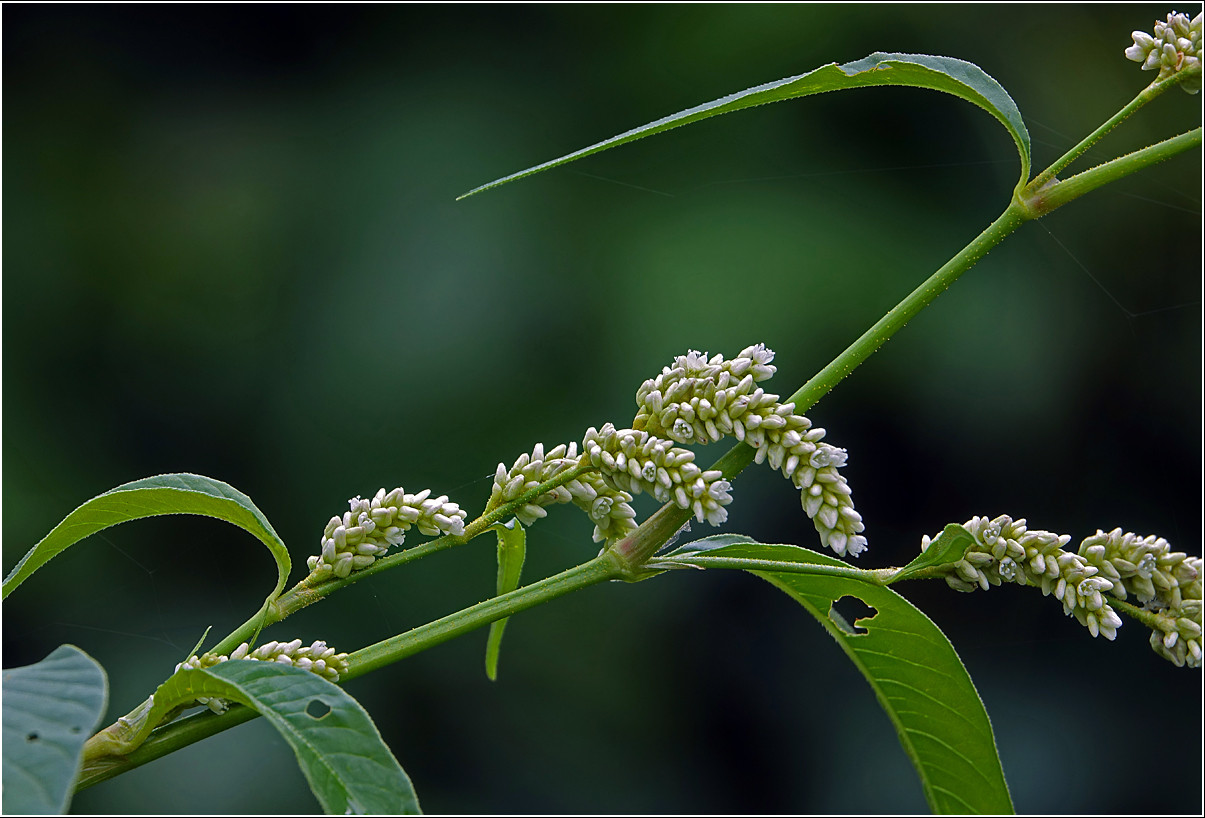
[2,474,292,617]
[676,539,1014,815]
[91,662,420,814]
[2,645,108,815]
[459,52,1030,200]
[485,519,527,681]
[889,523,976,584]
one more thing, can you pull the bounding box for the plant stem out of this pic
[1026,70,1194,191]
[76,551,624,790]
[647,554,899,584]
[76,706,259,791]
[266,537,456,626]
[1029,128,1202,217]
[782,204,1030,413]
[1109,595,1172,631]
[345,551,622,679]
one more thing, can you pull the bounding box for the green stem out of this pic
[1026,70,1194,191]
[884,564,955,583]
[787,204,1030,410]
[267,537,457,625]
[76,706,259,791]
[647,554,899,584]
[77,551,624,791]
[345,551,621,679]
[1027,128,1202,217]
[1109,596,1173,631]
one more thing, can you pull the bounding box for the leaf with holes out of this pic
[485,519,527,681]
[459,51,1030,200]
[670,538,1013,815]
[94,661,419,814]
[3,645,109,815]
[2,474,291,626]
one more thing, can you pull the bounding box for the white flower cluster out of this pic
[1125,11,1203,93]
[927,515,1203,667]
[632,345,865,557]
[929,515,1125,640]
[583,423,733,526]
[174,639,351,713]
[488,442,639,543]
[634,345,778,445]
[1079,528,1202,667]
[307,488,468,579]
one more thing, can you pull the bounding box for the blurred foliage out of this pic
[3,4,1200,814]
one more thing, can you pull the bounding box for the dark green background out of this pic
[4,4,1201,814]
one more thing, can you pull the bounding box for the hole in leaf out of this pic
[829,595,878,635]
[26,732,39,742]
[306,699,332,719]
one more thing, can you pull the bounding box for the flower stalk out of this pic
[1026,66,1200,193]
[1026,128,1203,217]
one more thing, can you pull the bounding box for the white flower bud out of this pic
[334,555,354,579]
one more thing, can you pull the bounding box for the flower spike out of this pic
[925,515,1201,667]
[634,345,865,557]
[307,487,468,579]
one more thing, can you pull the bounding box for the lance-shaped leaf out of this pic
[88,661,419,815]
[459,51,1030,200]
[485,520,527,681]
[2,475,291,618]
[2,645,109,815]
[664,536,1014,815]
[889,523,976,584]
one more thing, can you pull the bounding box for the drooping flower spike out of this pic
[633,345,865,557]
[926,515,1202,667]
